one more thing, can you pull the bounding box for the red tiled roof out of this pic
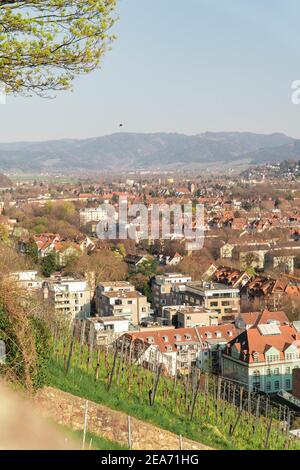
[213,266,249,287]
[125,323,238,354]
[227,324,300,363]
[257,310,289,325]
[33,233,61,251]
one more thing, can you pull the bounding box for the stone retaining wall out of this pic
[34,387,212,450]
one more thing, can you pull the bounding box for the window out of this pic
[104,325,113,331]
[253,352,259,363]
[253,370,260,391]
[286,367,291,374]
[210,302,218,307]
[266,382,271,391]
[274,368,279,375]
[286,353,295,361]
[267,354,279,363]
[286,379,291,389]
[128,300,133,305]
[266,368,271,376]
[274,381,280,390]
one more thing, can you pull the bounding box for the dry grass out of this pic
[0,278,38,393]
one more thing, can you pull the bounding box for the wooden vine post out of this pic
[65,325,75,375]
[117,336,126,386]
[87,331,94,371]
[94,347,101,382]
[150,363,162,406]
[107,342,118,390]
[78,319,86,367]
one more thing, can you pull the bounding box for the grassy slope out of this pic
[47,337,300,451]
[48,359,230,450]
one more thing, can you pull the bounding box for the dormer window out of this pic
[205,332,212,339]
[147,336,154,344]
[184,334,191,340]
[162,336,168,342]
[215,331,222,338]
[175,334,181,341]
[286,352,295,361]
[253,351,259,363]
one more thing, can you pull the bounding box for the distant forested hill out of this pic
[0,132,296,172]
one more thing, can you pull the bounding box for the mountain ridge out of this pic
[0,131,297,172]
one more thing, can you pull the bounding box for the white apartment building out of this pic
[85,316,130,346]
[96,281,151,325]
[123,323,237,376]
[44,277,91,321]
[79,206,115,226]
[174,281,240,322]
[222,322,300,393]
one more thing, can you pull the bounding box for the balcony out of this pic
[177,351,198,363]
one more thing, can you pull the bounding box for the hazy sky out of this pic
[1,0,300,142]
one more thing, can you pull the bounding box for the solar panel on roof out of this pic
[258,324,281,336]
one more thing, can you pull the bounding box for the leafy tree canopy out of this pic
[0,0,117,95]
[136,259,158,277]
[41,252,58,277]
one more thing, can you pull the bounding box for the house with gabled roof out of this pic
[34,233,61,258]
[242,275,300,312]
[124,254,150,272]
[123,323,238,376]
[209,265,251,289]
[222,322,300,393]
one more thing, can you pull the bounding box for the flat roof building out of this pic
[174,281,240,322]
